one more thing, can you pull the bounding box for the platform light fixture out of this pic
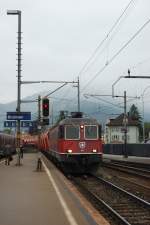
[7,10,20,15]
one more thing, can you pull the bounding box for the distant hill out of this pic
[0,91,149,130]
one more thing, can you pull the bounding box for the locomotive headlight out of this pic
[67,149,72,153]
[92,149,97,153]
[80,125,84,129]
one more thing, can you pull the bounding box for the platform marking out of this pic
[42,161,79,225]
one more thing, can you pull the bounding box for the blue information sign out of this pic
[4,120,35,128]
[4,121,16,127]
[21,121,34,127]
[7,112,31,120]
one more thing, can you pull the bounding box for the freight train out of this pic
[39,112,103,173]
[0,133,16,158]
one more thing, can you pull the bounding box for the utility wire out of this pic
[91,96,123,109]
[79,0,137,77]
[64,0,137,110]
[81,18,150,92]
[77,0,136,78]
[53,0,138,111]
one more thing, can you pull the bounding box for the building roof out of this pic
[60,117,99,125]
[106,113,139,127]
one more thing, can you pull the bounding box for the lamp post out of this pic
[7,10,22,165]
[141,86,150,142]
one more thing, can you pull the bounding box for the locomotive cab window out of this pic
[99,125,102,138]
[58,125,64,138]
[65,125,80,140]
[85,125,98,139]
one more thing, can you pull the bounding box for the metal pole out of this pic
[77,77,80,112]
[38,95,41,151]
[38,95,41,124]
[123,91,128,158]
[112,76,124,97]
[51,99,54,125]
[142,96,145,142]
[141,85,150,142]
[16,11,22,166]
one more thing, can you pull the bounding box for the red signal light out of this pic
[43,104,48,108]
[42,98,49,117]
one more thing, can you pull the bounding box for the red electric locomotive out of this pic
[40,112,103,173]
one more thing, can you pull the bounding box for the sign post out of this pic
[6,111,31,166]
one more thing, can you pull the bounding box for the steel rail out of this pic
[107,161,150,174]
[92,174,150,208]
[73,177,131,225]
[102,161,150,179]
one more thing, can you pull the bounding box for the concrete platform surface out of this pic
[0,153,102,225]
[103,154,150,165]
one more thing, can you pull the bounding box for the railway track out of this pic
[73,174,150,225]
[102,161,150,179]
[96,167,150,203]
[104,159,150,170]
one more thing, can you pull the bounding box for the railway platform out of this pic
[103,154,150,165]
[0,153,109,225]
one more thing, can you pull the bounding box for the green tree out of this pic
[144,122,150,140]
[3,128,12,134]
[128,104,142,121]
[128,104,143,140]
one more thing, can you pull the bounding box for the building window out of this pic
[112,135,119,141]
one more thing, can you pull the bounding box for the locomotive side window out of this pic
[65,125,80,140]
[85,125,98,139]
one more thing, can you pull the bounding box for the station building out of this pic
[105,114,139,144]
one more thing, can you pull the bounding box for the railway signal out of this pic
[43,118,49,125]
[42,98,49,117]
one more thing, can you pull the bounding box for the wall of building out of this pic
[105,126,139,144]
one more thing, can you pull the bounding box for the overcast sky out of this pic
[0,0,150,113]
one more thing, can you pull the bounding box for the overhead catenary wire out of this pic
[49,0,144,115]
[84,97,117,109]
[81,18,150,92]
[90,95,123,109]
[77,0,137,78]
[105,56,150,85]
[61,0,138,111]
[79,0,138,78]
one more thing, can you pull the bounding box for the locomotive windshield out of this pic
[65,125,80,139]
[85,125,98,139]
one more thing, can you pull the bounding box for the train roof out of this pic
[59,117,100,125]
